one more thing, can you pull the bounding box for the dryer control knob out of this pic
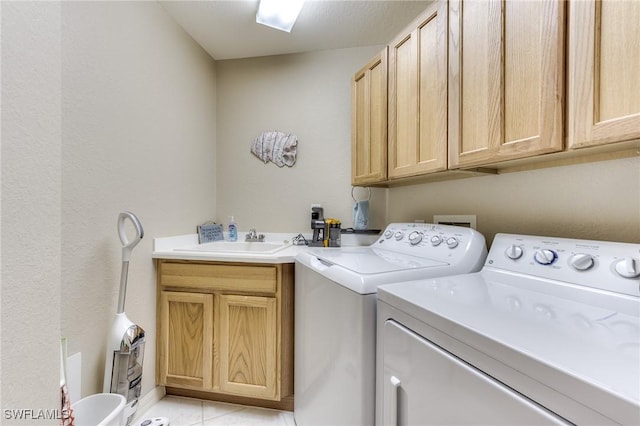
[569,253,595,271]
[446,237,459,249]
[384,230,394,239]
[505,245,524,260]
[431,235,443,246]
[534,249,558,265]
[394,231,405,241]
[408,231,423,245]
[614,257,640,278]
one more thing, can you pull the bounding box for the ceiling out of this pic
[161,0,431,60]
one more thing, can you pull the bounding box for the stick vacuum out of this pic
[103,211,145,426]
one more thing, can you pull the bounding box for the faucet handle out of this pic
[245,229,260,241]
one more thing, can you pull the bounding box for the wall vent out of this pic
[433,215,477,229]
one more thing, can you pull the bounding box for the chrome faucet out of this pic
[245,229,265,242]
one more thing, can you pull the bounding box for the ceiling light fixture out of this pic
[256,0,304,33]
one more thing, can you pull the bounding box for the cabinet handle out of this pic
[387,375,401,426]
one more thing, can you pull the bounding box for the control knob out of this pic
[394,231,404,241]
[384,230,394,239]
[613,257,640,279]
[505,245,524,260]
[569,253,595,271]
[431,235,443,246]
[408,231,423,245]
[534,249,558,265]
[446,237,459,249]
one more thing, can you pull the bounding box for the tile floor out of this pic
[136,395,296,426]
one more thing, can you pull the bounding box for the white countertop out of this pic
[153,231,380,264]
[153,232,305,263]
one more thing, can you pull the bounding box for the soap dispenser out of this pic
[228,216,238,241]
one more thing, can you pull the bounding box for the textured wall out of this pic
[1,2,62,421]
[1,0,217,413]
[215,47,388,234]
[386,156,640,245]
[60,1,217,398]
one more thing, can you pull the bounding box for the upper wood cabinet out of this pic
[568,0,640,149]
[388,0,448,179]
[448,0,565,169]
[351,49,388,186]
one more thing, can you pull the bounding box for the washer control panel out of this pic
[376,223,487,266]
[487,233,640,297]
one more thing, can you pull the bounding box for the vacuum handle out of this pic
[118,211,144,262]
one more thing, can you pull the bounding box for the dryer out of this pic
[294,223,487,426]
[377,233,640,425]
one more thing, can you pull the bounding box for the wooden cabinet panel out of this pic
[218,295,278,400]
[158,291,213,389]
[159,262,277,294]
[156,260,294,410]
[449,0,564,168]
[352,49,388,185]
[388,0,447,179]
[568,0,640,148]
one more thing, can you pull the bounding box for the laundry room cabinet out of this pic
[351,48,388,186]
[448,0,565,168]
[350,0,638,185]
[156,260,294,410]
[387,0,448,179]
[567,0,640,149]
[158,291,213,389]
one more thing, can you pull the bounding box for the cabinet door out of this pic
[157,291,213,389]
[568,0,640,148]
[352,49,388,185]
[388,0,448,179]
[448,0,564,168]
[218,294,279,400]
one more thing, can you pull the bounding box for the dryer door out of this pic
[380,320,569,425]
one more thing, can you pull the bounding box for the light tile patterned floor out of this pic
[136,395,296,426]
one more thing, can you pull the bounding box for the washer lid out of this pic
[378,269,640,424]
[308,246,447,274]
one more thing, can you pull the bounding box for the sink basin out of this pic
[177,241,291,254]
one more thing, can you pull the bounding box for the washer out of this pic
[377,233,640,425]
[294,223,487,426]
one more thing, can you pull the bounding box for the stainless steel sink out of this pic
[176,241,290,254]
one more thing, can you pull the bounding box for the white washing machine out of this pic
[294,223,487,426]
[377,233,640,425]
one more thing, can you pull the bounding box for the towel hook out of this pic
[351,186,371,202]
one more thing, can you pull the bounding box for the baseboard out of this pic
[133,385,166,422]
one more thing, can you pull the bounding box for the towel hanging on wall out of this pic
[251,131,298,167]
[352,186,371,230]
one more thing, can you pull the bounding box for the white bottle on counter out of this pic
[228,216,238,241]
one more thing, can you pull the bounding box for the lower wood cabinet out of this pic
[158,291,213,389]
[218,294,278,400]
[156,260,294,410]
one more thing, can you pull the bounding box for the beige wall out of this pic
[2,0,218,413]
[1,2,62,420]
[386,156,640,245]
[60,1,217,399]
[216,47,388,234]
